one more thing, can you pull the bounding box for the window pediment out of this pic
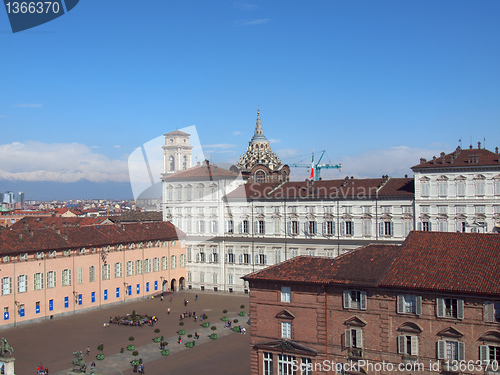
[437,326,463,338]
[455,175,467,181]
[437,175,449,181]
[253,339,318,356]
[276,309,295,320]
[419,176,430,181]
[344,316,366,327]
[397,322,422,334]
[479,331,500,343]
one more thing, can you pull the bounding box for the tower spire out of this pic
[251,107,267,142]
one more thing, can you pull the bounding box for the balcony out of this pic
[348,348,363,359]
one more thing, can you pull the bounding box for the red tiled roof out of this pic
[244,231,500,296]
[226,177,414,200]
[380,231,500,295]
[243,244,400,287]
[9,216,108,230]
[0,222,184,255]
[162,164,239,180]
[412,147,500,170]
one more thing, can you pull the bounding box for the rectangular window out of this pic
[89,266,96,282]
[200,272,205,284]
[212,273,217,285]
[187,272,192,283]
[343,221,354,236]
[475,205,486,214]
[227,220,234,234]
[114,262,122,278]
[34,272,44,290]
[278,354,295,375]
[77,267,83,284]
[345,328,363,349]
[144,259,151,273]
[421,182,429,197]
[263,352,273,375]
[307,249,315,256]
[187,247,192,262]
[456,205,466,214]
[101,264,110,281]
[1,277,12,295]
[457,181,466,196]
[404,221,413,237]
[438,182,447,197]
[256,220,266,234]
[289,221,299,235]
[61,269,72,286]
[227,249,235,264]
[126,261,134,276]
[258,248,267,265]
[241,220,249,234]
[363,221,371,236]
[476,180,485,196]
[403,206,412,214]
[161,256,168,271]
[281,321,292,339]
[437,340,464,361]
[281,286,291,303]
[273,219,280,235]
[211,220,218,233]
[180,254,186,267]
[436,297,464,319]
[484,301,500,322]
[290,249,299,258]
[421,222,431,231]
[323,221,335,236]
[438,220,448,232]
[91,292,95,303]
[398,335,419,356]
[171,255,177,269]
[343,290,367,310]
[307,221,317,235]
[243,248,250,264]
[274,248,281,264]
[135,260,143,275]
[397,294,422,315]
[64,296,69,308]
[153,257,160,272]
[49,299,54,310]
[17,274,28,293]
[104,289,108,300]
[438,206,448,214]
[47,271,56,289]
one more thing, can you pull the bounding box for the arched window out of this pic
[169,156,175,171]
[256,170,266,183]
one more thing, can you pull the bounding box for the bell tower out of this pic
[162,130,193,174]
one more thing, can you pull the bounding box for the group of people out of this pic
[36,363,48,374]
[133,362,145,374]
[179,310,196,321]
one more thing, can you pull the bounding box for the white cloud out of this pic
[337,146,443,179]
[275,148,301,159]
[14,103,42,108]
[235,18,270,26]
[91,145,99,149]
[113,145,121,148]
[0,115,5,118]
[234,1,259,11]
[0,141,129,183]
[269,139,281,144]
[233,131,241,136]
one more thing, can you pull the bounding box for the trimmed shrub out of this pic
[222,316,228,321]
[202,322,210,328]
[162,341,168,346]
[154,328,160,334]
[240,305,245,309]
[178,329,186,335]
[223,309,227,314]
[179,321,184,326]
[211,326,217,331]
[132,351,139,357]
[161,349,169,356]
[239,311,245,316]
[129,336,135,342]
[233,319,239,323]
[127,345,135,351]
[188,334,193,338]
[97,344,104,352]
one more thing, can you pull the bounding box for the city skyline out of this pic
[1,1,500,199]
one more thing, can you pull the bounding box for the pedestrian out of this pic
[178,335,182,344]
[167,307,170,314]
[195,294,198,301]
[133,363,138,372]
[141,364,145,374]
[86,346,90,355]
[160,295,164,301]
[100,342,104,351]
[91,362,96,368]
[169,296,172,302]
[45,368,49,375]
[194,315,197,322]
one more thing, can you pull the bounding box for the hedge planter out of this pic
[239,311,246,316]
[185,341,195,348]
[202,322,210,328]
[127,344,135,351]
[131,359,140,366]
[161,349,170,356]
[210,333,217,339]
[96,354,105,360]
[153,337,162,343]
[178,329,186,335]
[233,326,240,332]
[221,316,228,322]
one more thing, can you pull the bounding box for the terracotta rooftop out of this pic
[162,163,239,180]
[117,211,163,223]
[9,216,110,230]
[243,244,400,287]
[244,231,500,296]
[163,130,190,136]
[226,177,414,200]
[381,231,500,295]
[0,222,183,256]
[412,145,500,170]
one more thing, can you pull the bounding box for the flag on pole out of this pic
[310,149,315,180]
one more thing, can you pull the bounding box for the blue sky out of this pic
[1,1,500,198]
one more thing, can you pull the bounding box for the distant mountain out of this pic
[0,179,134,201]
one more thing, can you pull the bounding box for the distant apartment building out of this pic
[0,222,186,329]
[243,231,500,375]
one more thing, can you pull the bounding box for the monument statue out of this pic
[69,350,87,373]
[0,338,13,357]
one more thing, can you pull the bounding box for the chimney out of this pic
[420,158,427,164]
[469,145,473,150]
[405,174,408,178]
[496,147,499,155]
[450,155,454,164]
[432,156,437,164]
[440,152,446,164]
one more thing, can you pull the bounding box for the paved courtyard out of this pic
[1,291,250,375]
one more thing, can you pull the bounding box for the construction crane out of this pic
[288,149,342,181]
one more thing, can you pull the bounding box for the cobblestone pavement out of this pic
[2,291,250,375]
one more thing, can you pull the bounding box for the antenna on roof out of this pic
[459,138,462,148]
